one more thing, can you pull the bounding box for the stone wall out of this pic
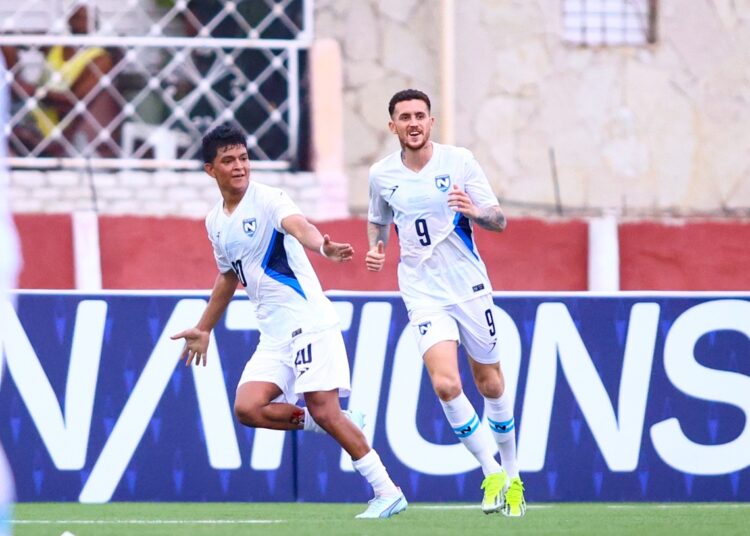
[316,0,750,217]
[8,1,750,219]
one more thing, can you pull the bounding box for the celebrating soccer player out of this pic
[172,124,407,519]
[365,89,525,517]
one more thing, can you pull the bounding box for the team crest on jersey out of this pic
[242,218,257,237]
[418,321,432,335]
[434,174,451,192]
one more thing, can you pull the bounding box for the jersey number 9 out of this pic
[485,308,496,336]
[415,218,431,246]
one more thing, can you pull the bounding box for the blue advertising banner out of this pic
[0,292,748,503]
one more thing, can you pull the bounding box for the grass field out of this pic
[11,502,750,536]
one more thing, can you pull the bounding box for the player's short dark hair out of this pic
[201,123,247,163]
[388,89,431,117]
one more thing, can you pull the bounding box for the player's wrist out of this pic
[319,243,327,257]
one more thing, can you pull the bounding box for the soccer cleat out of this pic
[355,488,408,519]
[502,476,527,517]
[344,409,366,431]
[480,470,509,514]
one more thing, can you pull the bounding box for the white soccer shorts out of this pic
[237,326,352,402]
[408,294,501,364]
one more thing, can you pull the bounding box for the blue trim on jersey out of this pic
[453,213,479,260]
[453,413,480,438]
[261,230,307,299]
[488,416,515,434]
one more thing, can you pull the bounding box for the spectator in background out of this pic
[1,3,118,157]
[0,52,20,536]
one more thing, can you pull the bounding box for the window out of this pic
[562,0,657,46]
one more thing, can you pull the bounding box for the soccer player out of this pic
[365,89,526,517]
[0,53,19,536]
[171,124,407,519]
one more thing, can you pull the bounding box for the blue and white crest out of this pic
[242,218,257,237]
[435,174,451,192]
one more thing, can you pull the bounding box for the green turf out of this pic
[11,502,750,536]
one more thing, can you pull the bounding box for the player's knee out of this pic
[306,404,337,432]
[433,377,462,401]
[474,364,505,398]
[476,378,504,399]
[234,401,262,428]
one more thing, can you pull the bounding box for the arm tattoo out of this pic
[474,206,507,232]
[367,222,390,247]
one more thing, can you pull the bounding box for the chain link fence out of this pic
[0,0,312,170]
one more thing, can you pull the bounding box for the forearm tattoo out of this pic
[474,206,507,232]
[367,222,390,247]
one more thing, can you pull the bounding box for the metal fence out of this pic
[0,0,312,170]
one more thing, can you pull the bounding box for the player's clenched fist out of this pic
[365,240,386,271]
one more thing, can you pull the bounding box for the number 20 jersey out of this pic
[368,143,500,310]
[205,182,339,344]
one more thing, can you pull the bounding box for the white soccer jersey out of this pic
[205,182,339,343]
[368,142,500,310]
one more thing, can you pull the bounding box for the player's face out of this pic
[389,99,434,151]
[204,144,250,194]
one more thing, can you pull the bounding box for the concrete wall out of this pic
[316,0,750,216]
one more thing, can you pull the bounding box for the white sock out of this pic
[440,392,502,476]
[485,393,519,478]
[352,449,399,497]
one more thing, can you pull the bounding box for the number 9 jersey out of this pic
[368,143,500,310]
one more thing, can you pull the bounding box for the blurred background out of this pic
[2,0,749,291]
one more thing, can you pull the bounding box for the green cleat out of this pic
[480,470,509,514]
[502,477,527,517]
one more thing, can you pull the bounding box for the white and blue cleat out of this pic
[355,488,408,519]
[343,409,366,431]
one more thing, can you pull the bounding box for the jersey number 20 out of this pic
[231,260,248,287]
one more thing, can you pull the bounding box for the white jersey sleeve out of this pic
[268,189,304,230]
[368,166,394,225]
[464,152,500,209]
[206,210,232,274]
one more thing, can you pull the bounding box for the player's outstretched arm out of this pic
[366,221,389,272]
[281,214,354,262]
[170,270,238,366]
[447,185,507,232]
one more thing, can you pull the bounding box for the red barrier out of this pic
[620,221,750,290]
[99,216,216,289]
[14,214,75,289]
[15,214,749,291]
[475,218,588,291]
[309,217,589,291]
